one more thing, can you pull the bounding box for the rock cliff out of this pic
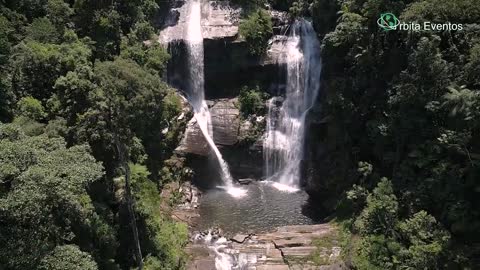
[159,0,290,98]
[160,1,296,180]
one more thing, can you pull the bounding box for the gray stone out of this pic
[238,178,254,185]
[185,224,343,270]
[202,1,241,40]
[174,116,210,156]
[186,258,216,270]
[263,35,301,66]
[231,234,250,243]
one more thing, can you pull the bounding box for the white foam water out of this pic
[263,19,322,190]
[193,230,248,270]
[261,180,300,193]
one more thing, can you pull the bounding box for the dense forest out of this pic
[307,0,480,269]
[0,0,190,269]
[0,0,479,269]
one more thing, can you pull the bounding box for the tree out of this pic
[46,0,74,31]
[130,163,188,269]
[74,58,181,268]
[38,245,98,270]
[25,17,60,43]
[75,58,180,172]
[238,85,267,116]
[16,96,46,120]
[354,178,398,236]
[0,2,188,270]
[0,123,104,269]
[398,211,450,269]
[10,34,92,102]
[239,9,273,56]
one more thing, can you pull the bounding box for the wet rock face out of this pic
[175,98,241,156]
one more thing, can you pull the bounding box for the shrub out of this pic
[16,96,46,120]
[239,9,273,56]
[238,86,267,116]
[38,245,98,270]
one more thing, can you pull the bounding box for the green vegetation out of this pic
[237,86,268,145]
[0,1,188,269]
[306,0,480,268]
[0,125,104,269]
[238,85,268,116]
[38,245,98,270]
[1,0,479,269]
[239,9,273,56]
[310,230,342,266]
[129,163,188,269]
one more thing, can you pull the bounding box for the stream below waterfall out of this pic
[195,181,321,235]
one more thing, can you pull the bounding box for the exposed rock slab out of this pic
[158,1,188,44]
[187,224,345,269]
[163,181,202,226]
[202,1,241,40]
[159,0,240,44]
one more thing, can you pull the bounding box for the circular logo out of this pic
[377,13,400,31]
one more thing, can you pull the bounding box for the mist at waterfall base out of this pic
[264,19,322,191]
[185,0,246,198]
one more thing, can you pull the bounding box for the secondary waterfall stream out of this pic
[264,19,322,190]
[185,0,246,198]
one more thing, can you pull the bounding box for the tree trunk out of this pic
[116,141,143,269]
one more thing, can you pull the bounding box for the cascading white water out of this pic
[185,0,245,198]
[193,230,249,270]
[263,19,322,190]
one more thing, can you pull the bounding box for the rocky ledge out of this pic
[175,98,263,156]
[187,224,345,270]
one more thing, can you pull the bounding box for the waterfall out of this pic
[263,19,322,190]
[185,0,245,197]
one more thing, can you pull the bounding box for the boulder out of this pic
[238,178,254,185]
[175,116,210,156]
[210,98,240,145]
[175,98,240,156]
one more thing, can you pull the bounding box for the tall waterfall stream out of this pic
[263,19,322,190]
[185,0,246,198]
